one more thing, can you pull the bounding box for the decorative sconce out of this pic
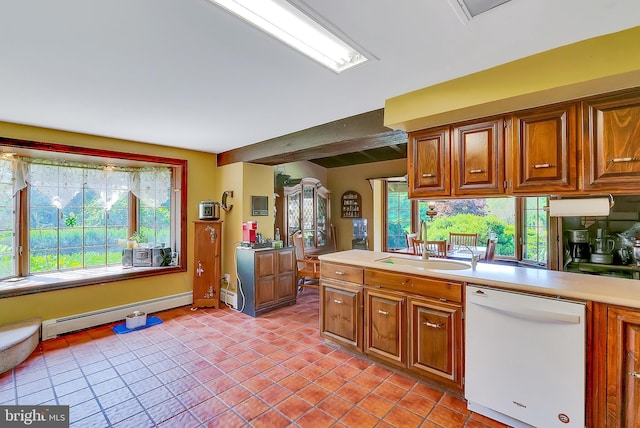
[221,190,234,212]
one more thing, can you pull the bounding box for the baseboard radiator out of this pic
[41,292,193,340]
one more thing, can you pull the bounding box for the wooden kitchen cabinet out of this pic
[510,103,579,194]
[236,247,296,317]
[408,296,463,390]
[592,303,640,427]
[193,221,222,308]
[321,280,363,353]
[452,117,505,196]
[320,261,364,353]
[583,90,640,192]
[408,126,450,198]
[364,288,406,368]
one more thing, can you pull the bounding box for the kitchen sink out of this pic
[375,257,471,270]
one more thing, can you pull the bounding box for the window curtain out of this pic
[85,169,131,211]
[130,168,171,208]
[28,163,84,209]
[0,158,27,201]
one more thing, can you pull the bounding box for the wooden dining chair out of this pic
[449,232,478,251]
[406,233,418,253]
[292,230,320,290]
[425,240,448,258]
[411,238,424,256]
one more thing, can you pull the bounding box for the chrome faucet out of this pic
[462,244,479,270]
[421,248,431,260]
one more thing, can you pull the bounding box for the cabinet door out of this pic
[583,91,640,191]
[606,306,640,427]
[510,103,578,193]
[255,251,276,308]
[364,288,405,368]
[193,222,221,308]
[408,126,450,198]
[452,118,505,195]
[407,297,462,388]
[276,248,296,302]
[321,282,362,352]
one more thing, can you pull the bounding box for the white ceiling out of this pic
[1,1,639,155]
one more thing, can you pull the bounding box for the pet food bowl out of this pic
[125,311,147,329]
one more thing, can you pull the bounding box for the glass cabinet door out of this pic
[284,178,331,252]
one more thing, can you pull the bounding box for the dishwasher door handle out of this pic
[469,295,582,324]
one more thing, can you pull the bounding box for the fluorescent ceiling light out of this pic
[208,0,368,73]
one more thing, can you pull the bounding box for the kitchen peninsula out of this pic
[318,249,640,427]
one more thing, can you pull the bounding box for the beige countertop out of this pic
[319,249,640,308]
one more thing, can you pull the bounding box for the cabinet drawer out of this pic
[364,269,462,303]
[321,262,364,284]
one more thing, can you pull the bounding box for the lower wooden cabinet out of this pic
[320,280,363,353]
[364,288,406,368]
[236,247,296,317]
[593,303,640,427]
[408,296,463,389]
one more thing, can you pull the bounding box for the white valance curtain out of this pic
[5,158,171,210]
[0,158,27,203]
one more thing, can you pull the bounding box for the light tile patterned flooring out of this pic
[0,289,509,427]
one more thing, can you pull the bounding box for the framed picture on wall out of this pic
[251,195,269,216]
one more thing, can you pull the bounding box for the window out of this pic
[522,197,549,265]
[382,179,548,265]
[0,138,186,294]
[418,198,516,258]
[385,181,411,250]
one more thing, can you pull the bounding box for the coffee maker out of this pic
[567,229,590,263]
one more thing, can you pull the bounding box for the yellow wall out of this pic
[327,159,406,251]
[385,26,640,131]
[214,162,275,294]
[0,122,218,324]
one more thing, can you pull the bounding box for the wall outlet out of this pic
[223,273,231,284]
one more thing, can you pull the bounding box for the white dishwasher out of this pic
[465,285,586,428]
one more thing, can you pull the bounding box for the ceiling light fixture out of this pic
[208,0,368,73]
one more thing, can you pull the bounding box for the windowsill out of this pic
[0,265,185,298]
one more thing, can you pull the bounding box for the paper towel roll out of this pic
[548,198,610,217]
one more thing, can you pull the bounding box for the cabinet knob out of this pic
[377,309,390,315]
[421,173,435,178]
[334,271,345,275]
[333,299,343,304]
[423,321,442,329]
[468,169,484,174]
[610,157,637,163]
[532,163,553,169]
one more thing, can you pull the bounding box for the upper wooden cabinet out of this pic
[510,103,579,194]
[583,90,640,192]
[452,117,505,196]
[408,126,450,198]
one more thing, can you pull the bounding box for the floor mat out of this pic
[112,316,163,334]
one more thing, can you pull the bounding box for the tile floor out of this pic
[0,289,509,427]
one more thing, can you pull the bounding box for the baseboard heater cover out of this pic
[41,292,192,340]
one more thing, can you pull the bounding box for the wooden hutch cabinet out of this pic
[193,221,222,308]
[283,177,331,254]
[408,126,450,198]
[452,117,505,196]
[583,90,640,192]
[510,103,579,194]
